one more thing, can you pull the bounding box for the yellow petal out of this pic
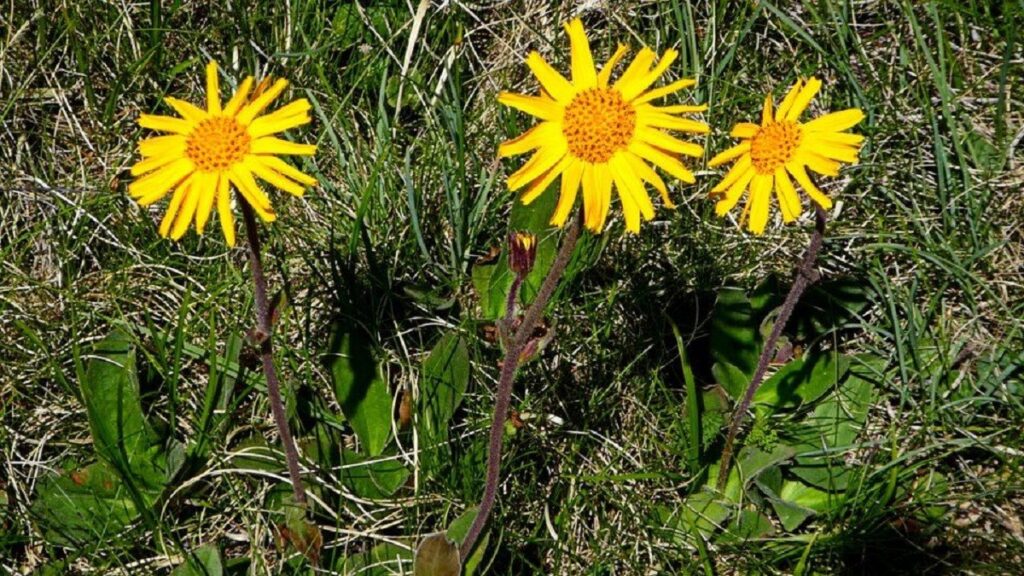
[131,153,179,177]
[159,175,193,237]
[139,135,186,158]
[787,162,832,210]
[708,142,750,168]
[228,164,276,221]
[774,167,802,222]
[498,122,560,158]
[711,154,752,194]
[632,77,697,106]
[638,111,710,134]
[611,153,654,226]
[526,52,575,104]
[246,98,312,137]
[170,177,202,240]
[798,150,841,176]
[565,18,597,89]
[163,97,207,123]
[630,141,695,184]
[139,114,192,135]
[223,76,255,116]
[730,122,759,139]
[775,78,803,122]
[597,44,629,87]
[714,167,755,216]
[217,174,236,246]
[245,156,305,197]
[620,49,678,102]
[206,61,222,114]
[637,127,703,158]
[623,151,672,208]
[521,154,571,205]
[815,131,864,147]
[193,171,218,234]
[551,159,583,227]
[251,137,317,156]
[648,103,707,114]
[508,144,568,191]
[580,163,599,230]
[806,139,860,164]
[747,174,774,234]
[253,155,317,186]
[761,93,774,126]
[803,108,864,133]
[591,163,613,232]
[128,157,194,199]
[236,78,289,125]
[497,92,562,121]
[784,76,822,121]
[613,48,655,94]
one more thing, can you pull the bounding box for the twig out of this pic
[459,213,583,559]
[716,205,828,490]
[240,200,307,507]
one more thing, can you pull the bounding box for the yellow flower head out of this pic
[708,77,864,234]
[129,61,317,246]
[498,19,708,234]
[508,231,537,275]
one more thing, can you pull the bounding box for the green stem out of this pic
[240,200,307,507]
[716,206,827,490]
[459,214,582,559]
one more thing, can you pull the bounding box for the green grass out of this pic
[2,0,1022,574]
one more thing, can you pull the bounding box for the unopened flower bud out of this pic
[508,231,537,276]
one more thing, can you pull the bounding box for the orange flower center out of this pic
[750,121,802,174]
[562,88,636,164]
[186,117,251,172]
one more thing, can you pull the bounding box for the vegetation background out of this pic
[1,0,1022,574]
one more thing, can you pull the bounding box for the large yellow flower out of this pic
[498,19,708,234]
[708,77,864,234]
[129,61,317,246]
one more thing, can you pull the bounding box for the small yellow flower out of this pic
[508,231,537,276]
[498,19,708,234]
[129,61,317,246]
[708,77,864,234]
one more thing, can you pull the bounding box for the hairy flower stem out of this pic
[460,215,583,559]
[240,200,307,507]
[716,206,827,491]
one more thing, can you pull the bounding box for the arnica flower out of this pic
[708,77,864,234]
[508,231,537,276]
[128,61,317,246]
[498,19,708,234]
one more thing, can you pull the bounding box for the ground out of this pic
[1,1,1022,574]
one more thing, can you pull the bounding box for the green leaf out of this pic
[710,288,761,379]
[327,325,393,456]
[711,361,749,401]
[768,481,834,531]
[31,460,140,547]
[719,508,774,542]
[414,533,461,576]
[679,490,732,538]
[786,360,876,490]
[418,333,470,475]
[792,278,871,340]
[339,450,410,499]
[753,352,850,413]
[337,542,413,575]
[80,329,168,495]
[446,507,489,576]
[737,445,796,487]
[171,543,223,576]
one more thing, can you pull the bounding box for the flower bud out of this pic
[508,231,537,276]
